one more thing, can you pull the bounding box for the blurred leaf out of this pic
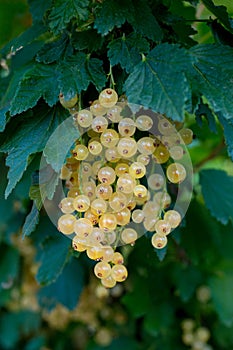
[72,29,104,52]
[0,245,20,289]
[28,0,53,23]
[200,169,233,224]
[124,43,190,121]
[154,246,167,262]
[36,33,73,64]
[58,53,106,99]
[108,33,150,73]
[195,102,217,133]
[48,0,90,34]
[202,0,233,32]
[36,234,71,286]
[22,203,40,238]
[87,337,140,350]
[0,311,41,349]
[208,262,233,326]
[0,103,68,198]
[38,257,84,310]
[172,265,203,302]
[144,303,174,336]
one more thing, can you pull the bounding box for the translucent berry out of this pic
[84,209,99,226]
[136,115,153,131]
[111,252,124,265]
[59,93,78,108]
[91,198,108,216]
[115,162,129,176]
[111,264,128,282]
[99,213,117,232]
[121,228,137,244]
[158,118,175,135]
[96,183,113,200]
[115,207,131,226]
[118,118,136,137]
[100,129,119,148]
[90,99,107,116]
[109,192,127,212]
[117,137,137,158]
[107,105,122,122]
[58,214,76,235]
[86,246,104,260]
[98,166,116,185]
[153,144,170,164]
[132,209,145,223]
[137,137,155,155]
[88,140,103,155]
[117,174,136,194]
[154,219,171,235]
[164,210,181,228]
[74,218,93,237]
[77,109,93,128]
[73,195,90,212]
[129,162,146,179]
[166,163,186,183]
[91,116,108,133]
[179,128,193,145]
[148,173,165,190]
[151,233,167,249]
[72,236,87,252]
[136,154,150,165]
[105,147,120,163]
[99,88,118,108]
[94,261,112,279]
[82,181,96,201]
[101,275,116,288]
[169,145,184,160]
[153,191,171,209]
[59,197,74,214]
[73,144,89,160]
[133,185,148,198]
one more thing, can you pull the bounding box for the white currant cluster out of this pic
[58,88,193,288]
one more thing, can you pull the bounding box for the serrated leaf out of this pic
[217,112,233,160]
[94,0,133,36]
[208,262,233,326]
[195,102,217,133]
[124,43,191,121]
[38,258,84,310]
[108,33,150,73]
[200,169,233,224]
[58,53,106,99]
[128,0,163,42]
[48,0,90,34]
[202,0,233,33]
[10,63,59,115]
[36,34,73,64]
[36,234,71,286]
[22,203,40,238]
[0,103,68,198]
[189,44,233,120]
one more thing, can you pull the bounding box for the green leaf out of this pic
[202,0,233,32]
[72,29,104,52]
[124,43,191,121]
[195,102,217,133]
[172,265,203,302]
[22,203,40,238]
[0,103,68,198]
[58,53,106,99]
[29,185,43,210]
[189,44,233,120]
[154,246,167,262]
[200,169,233,224]
[36,33,73,64]
[43,116,79,172]
[38,258,84,310]
[0,311,41,349]
[108,33,150,73]
[208,262,233,326]
[94,0,133,36]
[217,112,233,160]
[36,234,71,286]
[48,0,90,34]
[0,245,20,289]
[28,0,53,23]
[10,63,59,115]
[128,0,163,42]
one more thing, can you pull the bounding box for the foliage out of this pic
[0,0,233,349]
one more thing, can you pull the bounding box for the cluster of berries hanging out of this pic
[58,88,193,288]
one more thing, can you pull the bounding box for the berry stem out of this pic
[108,65,116,90]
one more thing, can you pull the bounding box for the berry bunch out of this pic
[181,319,212,350]
[58,88,193,288]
